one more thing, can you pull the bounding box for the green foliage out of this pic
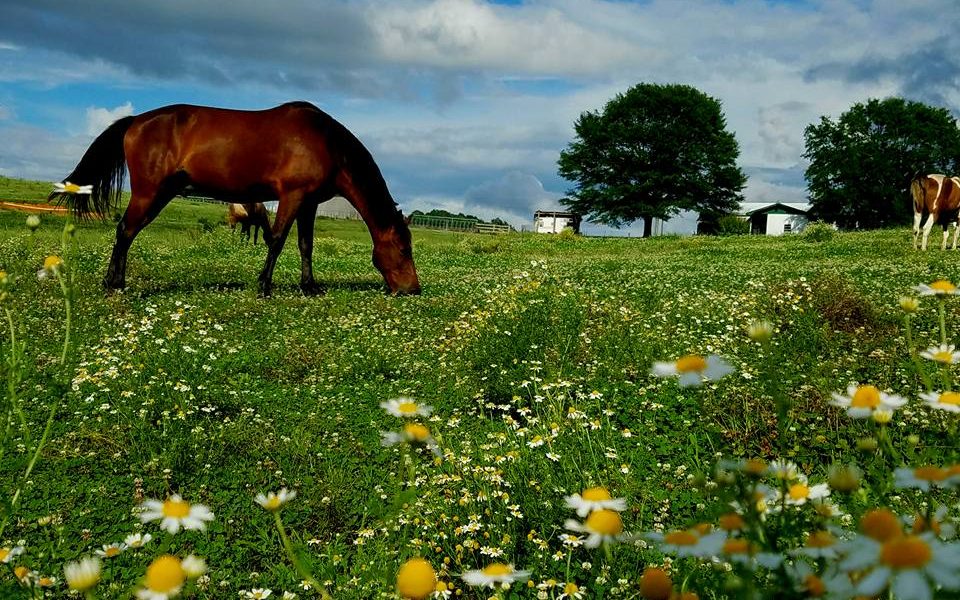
[801,220,836,243]
[714,214,751,236]
[803,97,960,230]
[558,83,746,237]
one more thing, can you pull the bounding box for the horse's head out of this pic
[373,223,421,295]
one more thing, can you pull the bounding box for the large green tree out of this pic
[557,83,746,237]
[803,97,960,229]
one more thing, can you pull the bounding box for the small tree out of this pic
[558,83,746,237]
[803,97,960,229]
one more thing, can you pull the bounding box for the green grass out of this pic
[0,176,958,599]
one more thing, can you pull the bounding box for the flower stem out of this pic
[273,511,332,600]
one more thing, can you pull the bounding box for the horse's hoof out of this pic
[300,282,324,296]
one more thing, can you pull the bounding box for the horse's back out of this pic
[124,103,337,194]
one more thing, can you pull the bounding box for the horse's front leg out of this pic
[296,201,323,296]
[258,194,300,297]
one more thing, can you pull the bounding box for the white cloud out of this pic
[85,102,134,137]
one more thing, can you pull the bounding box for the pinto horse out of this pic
[911,173,960,250]
[227,202,273,246]
[49,102,420,295]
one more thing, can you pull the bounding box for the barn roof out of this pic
[738,202,810,216]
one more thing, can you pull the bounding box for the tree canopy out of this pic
[557,83,746,237]
[803,97,960,229]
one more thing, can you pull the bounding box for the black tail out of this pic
[48,115,136,219]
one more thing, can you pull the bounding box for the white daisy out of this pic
[920,390,960,413]
[461,563,531,588]
[95,542,126,559]
[139,494,214,534]
[842,532,960,599]
[380,397,433,418]
[255,488,297,512]
[894,466,952,491]
[181,555,207,579]
[768,459,799,481]
[136,555,186,600]
[651,354,734,387]
[0,546,24,563]
[564,509,631,548]
[914,280,960,296]
[242,589,273,599]
[64,556,101,592]
[381,422,441,456]
[830,384,906,419]
[53,181,93,195]
[792,529,841,559]
[647,526,726,558]
[781,476,831,506]
[920,344,960,364]
[564,487,627,517]
[125,532,153,549]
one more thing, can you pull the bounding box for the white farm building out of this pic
[738,202,811,236]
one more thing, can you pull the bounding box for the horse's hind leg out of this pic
[257,192,302,297]
[104,186,175,290]
[921,214,935,250]
[913,210,923,249]
[296,200,323,296]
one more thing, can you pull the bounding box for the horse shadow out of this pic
[121,278,389,299]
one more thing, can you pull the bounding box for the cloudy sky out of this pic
[1,0,958,233]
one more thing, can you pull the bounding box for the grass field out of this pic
[1,176,959,599]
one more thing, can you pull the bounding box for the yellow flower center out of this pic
[860,509,902,542]
[912,515,942,536]
[564,582,579,594]
[482,563,512,577]
[264,496,282,510]
[804,574,826,597]
[851,385,880,408]
[939,392,960,406]
[396,558,436,600]
[664,530,699,546]
[880,536,933,569]
[806,530,836,548]
[14,566,28,580]
[404,423,431,442]
[145,555,185,593]
[585,509,623,536]
[718,513,745,531]
[162,498,191,518]
[38,576,55,587]
[0,549,8,562]
[930,279,956,293]
[43,255,63,271]
[397,402,419,414]
[744,459,767,475]
[63,183,82,193]
[435,581,449,592]
[675,355,707,373]
[722,539,752,555]
[104,546,122,558]
[639,568,673,600]
[933,350,955,363]
[913,466,947,481]
[788,483,810,500]
[581,487,611,501]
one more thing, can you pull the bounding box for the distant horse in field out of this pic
[227,203,273,245]
[49,102,420,296]
[912,173,960,250]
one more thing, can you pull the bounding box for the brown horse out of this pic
[49,102,420,296]
[227,202,273,245]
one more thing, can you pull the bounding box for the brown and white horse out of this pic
[912,173,960,250]
[227,202,273,245]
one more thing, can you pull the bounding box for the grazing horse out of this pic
[49,102,420,296]
[912,173,960,250]
[227,202,273,245]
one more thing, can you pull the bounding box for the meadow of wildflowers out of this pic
[0,190,958,598]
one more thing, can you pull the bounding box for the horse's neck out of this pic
[336,170,400,235]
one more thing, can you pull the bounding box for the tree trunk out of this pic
[642,215,653,238]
